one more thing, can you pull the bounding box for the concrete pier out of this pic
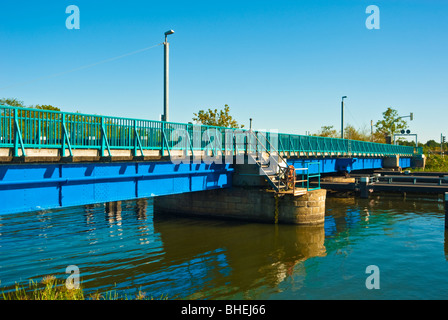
[360,177,370,199]
[153,187,327,225]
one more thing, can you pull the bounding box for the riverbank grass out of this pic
[2,276,84,300]
[1,276,168,300]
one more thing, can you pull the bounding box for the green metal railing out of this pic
[294,162,321,192]
[0,105,421,157]
[306,162,321,191]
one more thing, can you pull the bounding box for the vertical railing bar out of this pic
[61,115,73,157]
[13,109,26,157]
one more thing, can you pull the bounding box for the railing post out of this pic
[61,115,66,157]
[14,110,19,157]
[100,117,105,157]
[307,163,310,191]
[161,122,165,157]
[13,109,26,157]
[100,116,112,157]
[37,118,41,149]
[290,134,295,157]
[133,120,144,157]
[134,120,138,156]
[244,131,248,155]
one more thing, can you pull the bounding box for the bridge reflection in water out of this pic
[99,199,327,299]
[0,197,327,299]
[1,192,447,299]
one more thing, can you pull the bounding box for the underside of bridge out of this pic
[0,160,233,215]
[0,153,422,215]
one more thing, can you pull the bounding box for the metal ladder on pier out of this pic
[246,131,309,195]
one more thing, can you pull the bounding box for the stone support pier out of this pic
[153,187,326,225]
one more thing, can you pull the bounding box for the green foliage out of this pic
[1,276,84,300]
[0,98,61,111]
[315,125,338,138]
[371,131,386,143]
[1,276,169,300]
[34,105,61,111]
[314,107,410,144]
[375,107,408,136]
[314,124,376,142]
[425,139,440,149]
[398,140,423,147]
[344,124,370,141]
[0,98,26,108]
[193,104,244,128]
[415,154,448,172]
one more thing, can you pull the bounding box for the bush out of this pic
[416,154,448,172]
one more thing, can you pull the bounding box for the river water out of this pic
[1,193,448,300]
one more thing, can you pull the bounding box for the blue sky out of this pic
[0,0,447,143]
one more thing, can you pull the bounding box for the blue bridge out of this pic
[0,105,423,215]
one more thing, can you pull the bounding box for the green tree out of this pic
[314,123,387,143]
[425,139,439,149]
[34,105,61,111]
[371,131,386,144]
[0,98,61,111]
[374,107,408,137]
[315,125,338,138]
[344,124,370,141]
[193,104,244,128]
[0,98,26,107]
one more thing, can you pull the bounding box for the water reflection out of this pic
[151,213,326,298]
[1,192,446,299]
[324,194,445,257]
[106,201,122,224]
[326,193,444,231]
[44,198,327,299]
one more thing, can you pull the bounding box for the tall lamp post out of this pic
[341,96,347,139]
[163,30,175,122]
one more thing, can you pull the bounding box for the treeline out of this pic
[314,107,414,145]
[0,97,61,111]
[313,123,448,157]
[313,124,386,143]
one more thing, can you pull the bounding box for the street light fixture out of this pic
[394,112,414,123]
[341,96,347,139]
[163,30,175,122]
[164,30,174,42]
